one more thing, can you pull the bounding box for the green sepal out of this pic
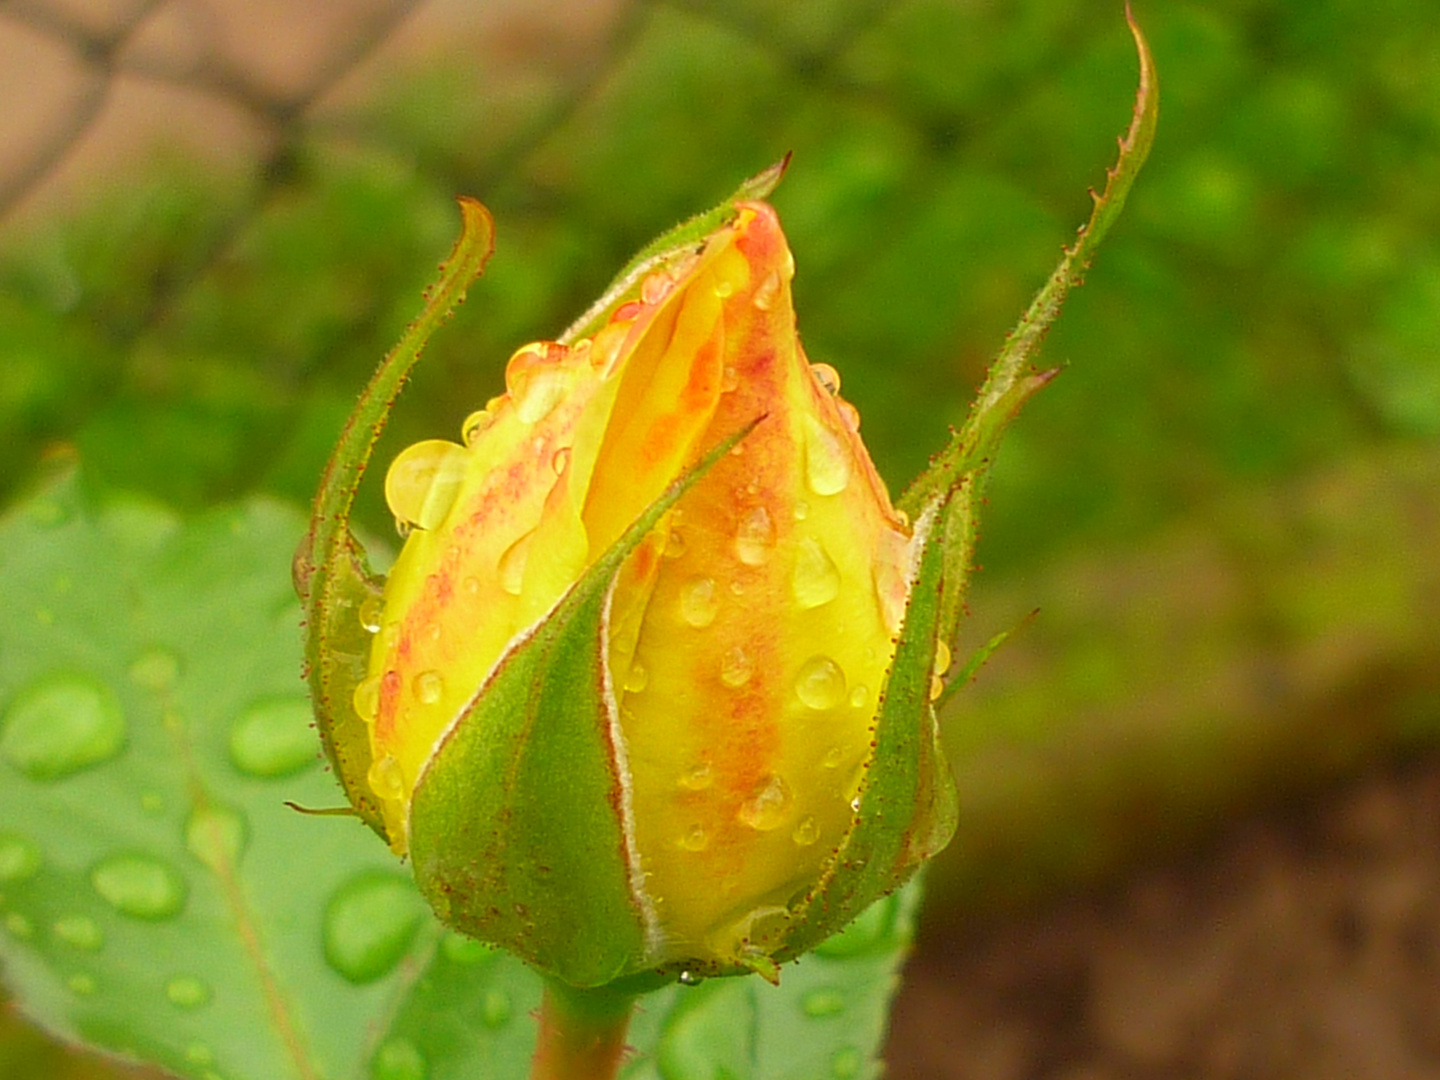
[558,155,790,345]
[778,499,957,961]
[294,199,496,839]
[408,420,760,988]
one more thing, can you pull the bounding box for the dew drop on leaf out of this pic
[322,872,426,984]
[791,536,841,610]
[165,975,212,1010]
[52,915,103,951]
[795,656,846,711]
[801,987,846,1018]
[0,674,126,781]
[481,988,511,1029]
[128,647,181,693]
[0,833,41,882]
[372,1036,426,1080]
[90,853,187,921]
[185,804,248,874]
[831,1045,862,1079]
[802,414,851,496]
[229,698,317,778]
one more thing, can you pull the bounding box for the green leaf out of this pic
[0,468,442,1080]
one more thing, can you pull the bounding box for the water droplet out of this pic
[372,1036,427,1080]
[166,975,212,1009]
[229,698,317,778]
[663,527,687,558]
[0,833,40,882]
[809,363,841,395]
[5,912,35,939]
[129,647,181,692]
[792,815,820,847]
[461,408,496,445]
[719,646,753,689]
[384,439,469,531]
[677,762,712,791]
[795,656,846,711]
[412,671,444,706]
[91,854,186,921]
[53,914,103,950]
[441,933,493,965]
[678,578,719,628]
[623,663,649,694]
[850,794,863,813]
[353,675,382,722]
[677,970,704,986]
[738,774,793,831]
[802,414,852,496]
[849,685,870,709]
[498,529,535,596]
[323,871,426,984]
[482,988,512,1028]
[641,271,670,305]
[1,674,126,780]
[367,756,405,801]
[713,278,736,299]
[838,400,861,431]
[831,1045,862,1079]
[67,973,96,996]
[822,746,845,769]
[679,825,709,851]
[184,1043,213,1066]
[933,640,952,675]
[734,506,774,566]
[186,804,248,874]
[551,446,572,476]
[793,500,810,521]
[929,674,945,702]
[792,536,841,610]
[752,269,781,311]
[358,595,385,634]
[507,344,571,424]
[802,987,846,1018]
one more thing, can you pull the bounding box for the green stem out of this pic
[529,980,637,1080]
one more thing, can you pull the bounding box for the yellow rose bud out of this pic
[328,195,955,986]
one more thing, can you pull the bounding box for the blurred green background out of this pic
[1,0,1438,1072]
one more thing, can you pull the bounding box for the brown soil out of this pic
[886,754,1440,1080]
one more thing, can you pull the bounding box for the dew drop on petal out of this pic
[793,500,810,521]
[482,988,512,1028]
[752,269,781,311]
[461,408,496,446]
[738,774,793,831]
[412,670,444,706]
[229,698,317,778]
[372,1036,427,1080]
[792,815,819,847]
[53,915,103,951]
[498,528,535,596]
[506,344,571,425]
[734,506,774,567]
[166,975,212,1010]
[0,674,126,781]
[0,833,41,882]
[623,662,649,694]
[838,400,861,431]
[677,762,712,791]
[822,746,844,769]
[91,853,187,921]
[848,685,870,710]
[802,414,851,496]
[367,756,405,801]
[679,825,709,851]
[323,871,426,985]
[809,363,841,396]
[664,527,687,558]
[795,656,846,711]
[719,646,753,689]
[384,440,469,532]
[721,364,740,393]
[353,676,382,723]
[640,271,669,305]
[185,804,248,874]
[679,578,719,628]
[551,446,572,477]
[792,536,841,610]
